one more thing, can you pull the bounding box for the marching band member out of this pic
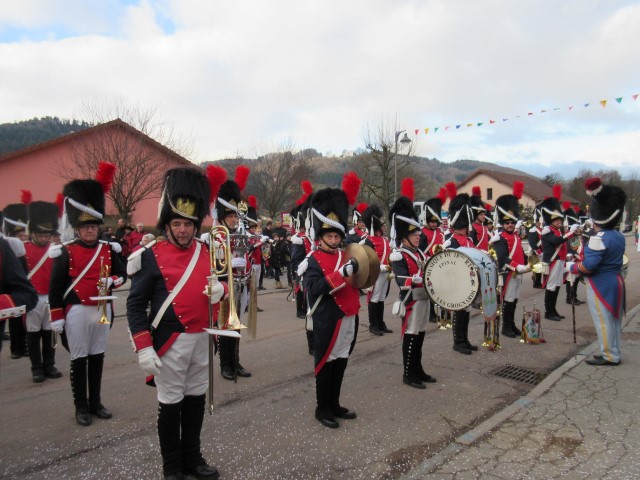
[49,163,126,426]
[568,178,626,366]
[469,186,489,252]
[2,197,29,359]
[539,186,579,321]
[444,190,478,355]
[491,182,530,339]
[563,203,585,305]
[345,202,368,245]
[246,196,268,312]
[419,190,446,258]
[1,237,38,354]
[127,167,224,480]
[389,179,435,389]
[528,205,544,289]
[24,200,63,382]
[214,166,252,381]
[363,204,393,336]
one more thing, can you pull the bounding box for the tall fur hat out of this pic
[539,197,563,225]
[352,202,368,226]
[362,204,385,234]
[289,205,299,232]
[389,196,421,247]
[2,203,28,236]
[563,202,579,226]
[469,186,486,218]
[299,193,314,233]
[246,195,259,226]
[448,193,473,230]
[63,180,107,228]
[28,201,59,234]
[157,167,210,231]
[216,179,242,221]
[586,177,626,229]
[309,188,349,241]
[484,203,494,225]
[494,195,520,225]
[424,197,443,224]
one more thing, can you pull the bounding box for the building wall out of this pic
[0,128,194,229]
[454,173,536,209]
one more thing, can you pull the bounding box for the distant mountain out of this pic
[0,117,92,155]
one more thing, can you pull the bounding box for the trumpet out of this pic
[97,257,111,325]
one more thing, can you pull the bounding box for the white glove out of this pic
[516,264,530,274]
[109,242,122,253]
[137,347,162,377]
[411,274,422,285]
[565,261,575,274]
[442,238,452,249]
[231,257,246,270]
[204,276,225,304]
[569,224,579,234]
[340,258,359,278]
[99,277,114,289]
[380,264,390,273]
[515,220,523,230]
[200,232,211,244]
[51,319,65,334]
[489,232,501,244]
[260,235,269,244]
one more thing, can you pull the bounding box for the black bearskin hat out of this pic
[309,187,349,241]
[63,180,106,228]
[448,193,472,230]
[246,196,259,227]
[157,168,210,231]
[389,196,421,247]
[362,204,385,234]
[28,201,59,234]
[299,193,313,232]
[2,203,28,236]
[215,180,242,222]
[563,203,580,226]
[494,195,520,225]
[424,197,443,224]
[469,186,486,219]
[586,178,626,229]
[539,197,563,226]
[289,205,299,232]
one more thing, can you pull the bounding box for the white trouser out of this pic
[155,332,209,404]
[369,271,390,302]
[327,315,356,361]
[25,295,52,332]
[65,304,111,360]
[545,260,564,290]
[503,274,523,303]
[251,264,261,282]
[405,289,430,334]
[586,282,622,363]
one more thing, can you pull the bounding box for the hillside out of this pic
[0,117,92,155]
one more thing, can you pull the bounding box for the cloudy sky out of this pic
[1,0,639,177]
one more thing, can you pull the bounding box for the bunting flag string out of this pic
[416,92,638,136]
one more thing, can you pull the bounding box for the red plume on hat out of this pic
[437,187,447,202]
[472,185,481,196]
[562,201,571,211]
[445,181,457,200]
[297,180,313,205]
[401,178,415,202]
[513,181,524,200]
[573,205,581,213]
[356,202,368,214]
[234,165,250,192]
[552,184,562,200]
[95,161,116,194]
[20,189,32,205]
[55,193,64,213]
[341,171,362,205]
[206,165,227,203]
[248,195,257,209]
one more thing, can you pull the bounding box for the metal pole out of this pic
[394,135,398,201]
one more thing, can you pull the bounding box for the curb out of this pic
[401,301,640,479]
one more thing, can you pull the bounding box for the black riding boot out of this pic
[553,287,565,319]
[403,334,425,389]
[315,361,338,428]
[463,313,479,350]
[27,332,45,382]
[181,394,218,479]
[544,289,561,321]
[234,341,251,378]
[305,330,315,356]
[532,272,542,289]
[41,330,62,378]
[9,316,25,359]
[416,331,436,383]
[218,336,235,380]
[296,290,306,318]
[378,302,392,333]
[501,301,519,338]
[452,311,472,354]
[88,353,112,419]
[368,302,382,335]
[158,401,183,477]
[566,280,583,304]
[70,357,91,426]
[331,357,356,419]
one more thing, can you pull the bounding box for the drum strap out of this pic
[424,230,437,257]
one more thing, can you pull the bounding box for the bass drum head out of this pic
[423,249,480,310]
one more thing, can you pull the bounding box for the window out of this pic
[487,188,493,200]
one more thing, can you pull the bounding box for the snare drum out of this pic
[423,247,498,314]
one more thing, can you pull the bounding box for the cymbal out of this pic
[344,243,381,289]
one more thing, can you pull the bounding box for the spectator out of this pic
[121,225,134,258]
[263,220,273,239]
[114,218,127,242]
[127,223,146,253]
[101,226,115,241]
[270,232,290,289]
[272,218,287,239]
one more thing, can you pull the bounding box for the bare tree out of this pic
[350,118,418,211]
[66,98,194,222]
[541,173,564,187]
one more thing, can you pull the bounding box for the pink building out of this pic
[0,119,196,228]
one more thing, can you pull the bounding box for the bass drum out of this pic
[423,247,498,314]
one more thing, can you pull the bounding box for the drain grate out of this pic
[493,364,546,385]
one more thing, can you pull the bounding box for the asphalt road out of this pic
[1,235,638,480]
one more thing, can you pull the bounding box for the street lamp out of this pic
[394,130,412,201]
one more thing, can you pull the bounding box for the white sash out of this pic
[27,249,49,280]
[63,244,104,300]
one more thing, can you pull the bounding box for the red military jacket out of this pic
[449,232,474,249]
[249,235,262,265]
[367,235,391,266]
[498,230,526,271]
[471,222,489,251]
[24,241,53,295]
[309,248,360,316]
[421,226,444,257]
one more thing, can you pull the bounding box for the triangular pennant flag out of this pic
[466,123,473,127]
[553,107,561,110]
[615,97,623,104]
[434,127,439,133]
[503,118,508,122]
[477,122,483,127]
[424,128,429,135]
[445,126,449,130]
[414,129,419,135]
[599,100,607,108]
[528,112,533,116]
[569,106,574,110]
[541,109,547,113]
[633,94,639,101]
[489,119,495,124]
[456,125,461,129]
[584,103,590,108]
